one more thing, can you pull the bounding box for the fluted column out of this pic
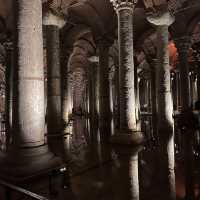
[175,36,194,200]
[98,40,112,142]
[110,1,143,200]
[0,0,61,180]
[147,11,175,200]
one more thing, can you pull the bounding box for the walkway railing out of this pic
[0,179,49,200]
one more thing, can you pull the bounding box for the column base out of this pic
[110,131,144,200]
[0,145,63,182]
[110,131,145,157]
[111,130,145,145]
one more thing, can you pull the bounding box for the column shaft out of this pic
[149,61,158,142]
[156,25,175,200]
[99,42,112,141]
[118,9,137,131]
[46,25,62,135]
[73,68,86,111]
[61,56,70,134]
[0,0,62,180]
[175,37,194,200]
[13,0,45,147]
[110,2,143,200]
[5,46,13,146]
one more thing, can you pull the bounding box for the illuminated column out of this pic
[72,67,86,112]
[110,1,143,200]
[175,36,194,200]
[147,11,176,200]
[5,43,14,147]
[111,0,138,133]
[98,40,112,142]
[12,0,46,148]
[61,55,71,134]
[0,0,61,179]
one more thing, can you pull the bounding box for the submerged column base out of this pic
[0,145,63,182]
[111,133,144,200]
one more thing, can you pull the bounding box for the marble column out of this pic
[110,1,143,200]
[0,0,61,180]
[98,40,112,142]
[175,36,194,200]
[147,11,176,200]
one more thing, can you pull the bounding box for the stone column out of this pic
[98,40,112,142]
[90,62,99,142]
[5,43,14,147]
[46,26,62,136]
[147,11,176,200]
[61,54,71,134]
[110,1,143,200]
[175,69,181,111]
[0,0,61,180]
[112,1,137,132]
[149,59,158,143]
[43,12,65,138]
[87,63,98,142]
[43,12,67,158]
[72,67,86,112]
[114,62,120,130]
[175,36,194,200]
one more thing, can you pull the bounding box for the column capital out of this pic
[174,36,191,53]
[43,11,66,28]
[110,0,138,12]
[147,10,174,26]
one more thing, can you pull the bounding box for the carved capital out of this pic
[147,9,174,26]
[110,0,138,11]
[43,11,66,28]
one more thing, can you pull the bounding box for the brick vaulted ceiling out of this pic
[0,0,200,56]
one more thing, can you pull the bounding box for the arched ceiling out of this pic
[0,0,200,60]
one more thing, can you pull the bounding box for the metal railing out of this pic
[0,179,49,200]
